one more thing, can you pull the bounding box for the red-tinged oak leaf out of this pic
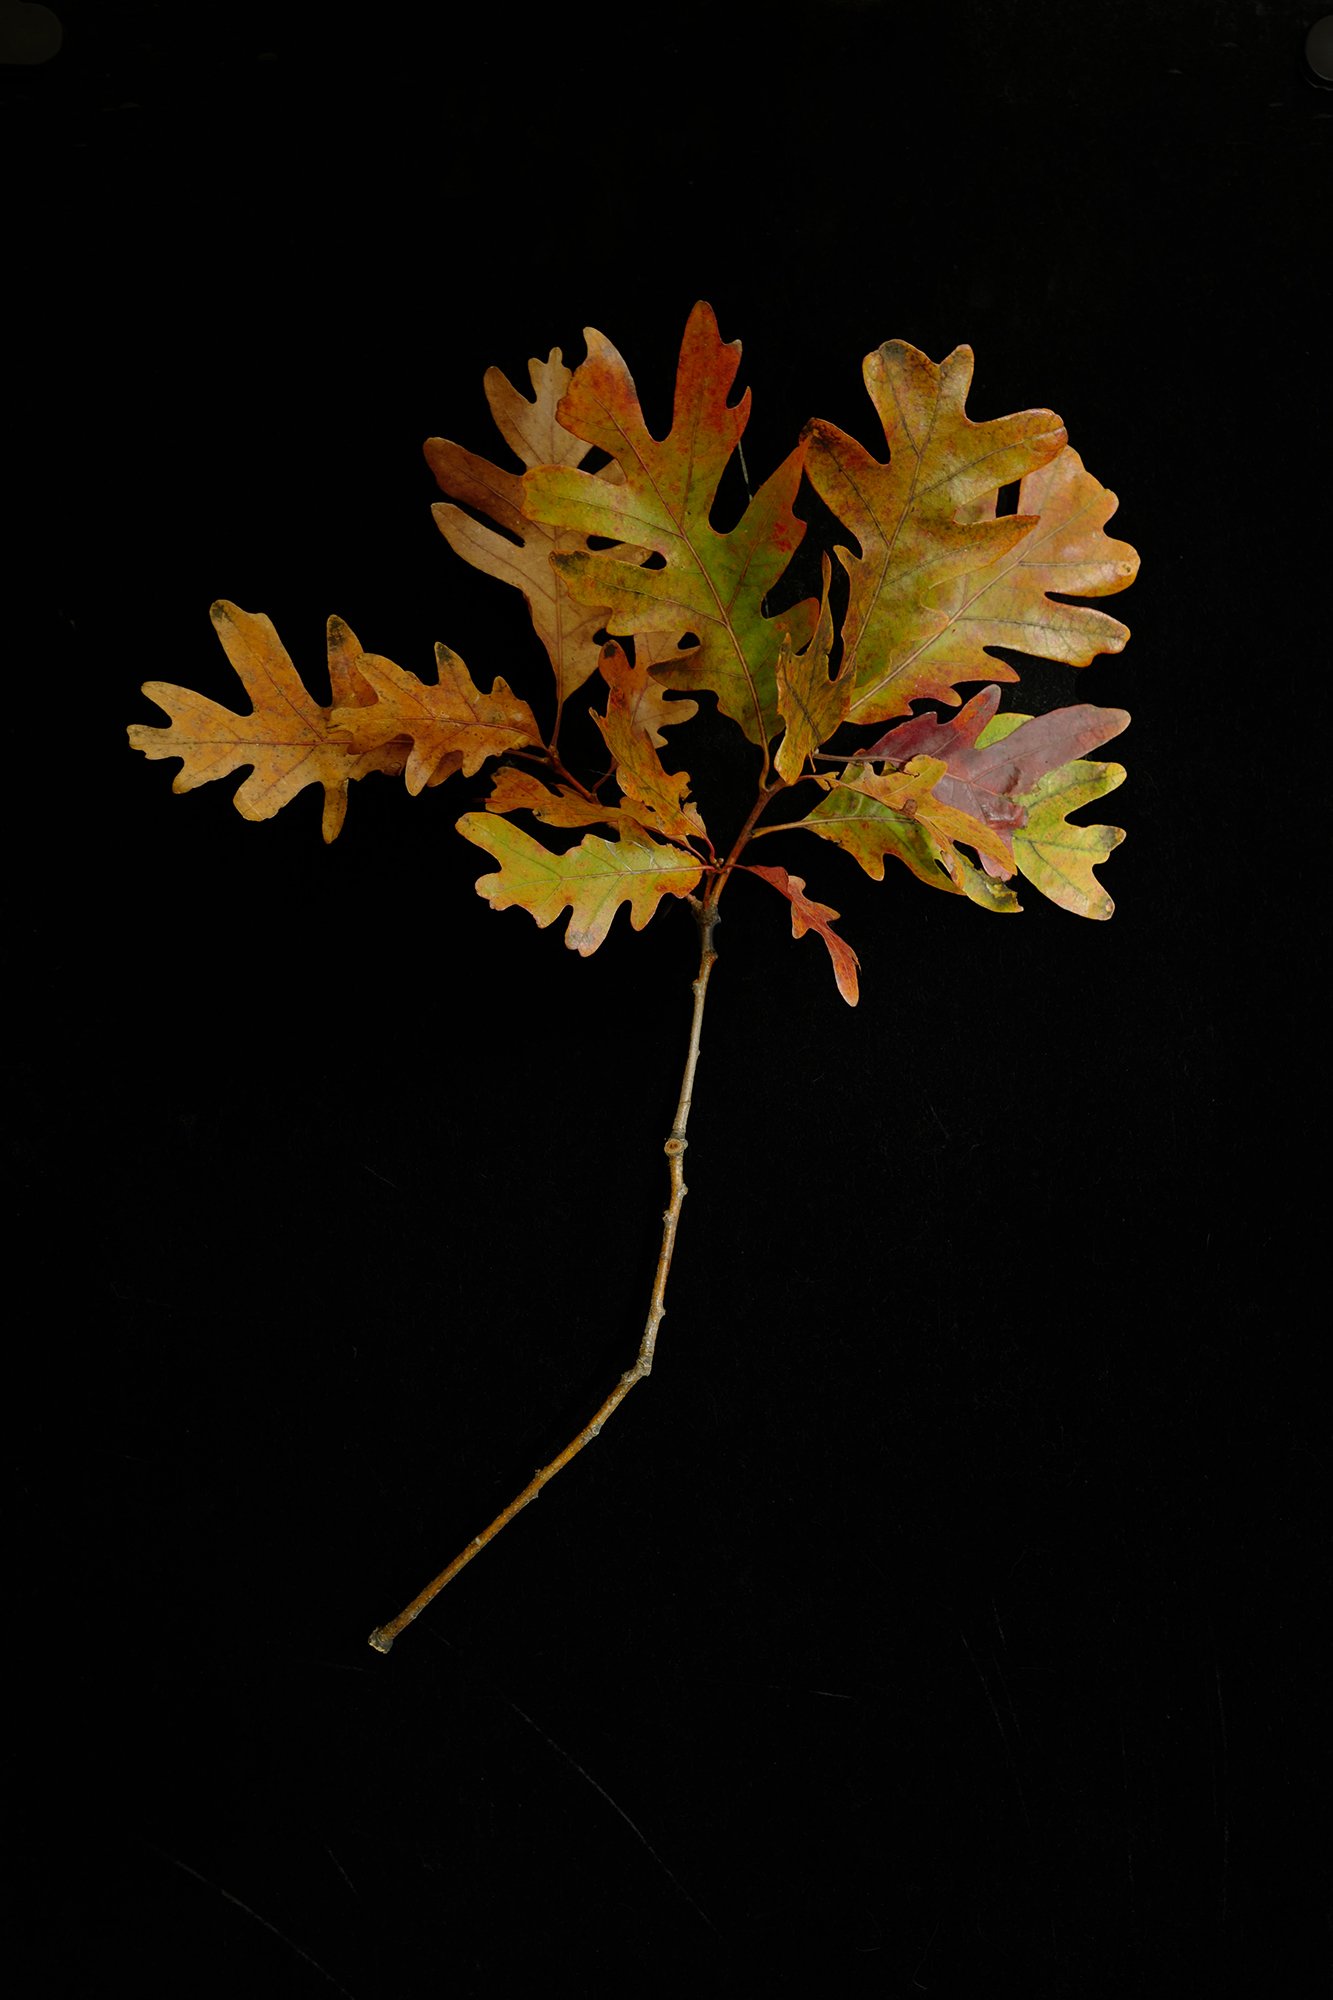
[804,341,1069,724]
[330,640,541,792]
[955,700,1129,819]
[799,692,1129,916]
[425,350,624,707]
[745,864,860,1006]
[774,554,850,784]
[973,712,1127,917]
[458,812,702,956]
[865,686,1130,838]
[127,602,409,843]
[521,302,813,745]
[594,642,706,846]
[854,683,1006,767]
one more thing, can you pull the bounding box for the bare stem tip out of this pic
[367,1627,396,1655]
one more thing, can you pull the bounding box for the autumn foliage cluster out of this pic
[129,303,1139,1002]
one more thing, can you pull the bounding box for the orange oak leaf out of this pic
[624,635,699,742]
[481,764,633,832]
[329,640,541,792]
[804,341,1068,724]
[745,864,860,1006]
[458,812,702,955]
[127,602,410,842]
[480,763,694,845]
[425,351,621,707]
[878,448,1140,713]
[521,302,813,744]
[594,642,706,845]
[774,554,850,783]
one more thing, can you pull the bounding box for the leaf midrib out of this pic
[584,381,768,745]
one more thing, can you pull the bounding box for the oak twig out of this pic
[368,894,720,1653]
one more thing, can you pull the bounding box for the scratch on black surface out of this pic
[323,1840,361,1900]
[691,1676,854,1699]
[990,1595,1008,1653]
[145,1840,359,1998]
[502,1695,718,1933]
[1210,1644,1230,1923]
[961,1630,1032,1833]
[425,1629,715,1930]
[912,1912,942,1988]
[1119,1717,1137,1924]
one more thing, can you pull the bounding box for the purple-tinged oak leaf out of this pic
[866,687,1129,838]
[973,711,1128,917]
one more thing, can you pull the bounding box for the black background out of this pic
[11,2,1328,1992]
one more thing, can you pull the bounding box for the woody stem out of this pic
[706,776,789,911]
[368,895,720,1653]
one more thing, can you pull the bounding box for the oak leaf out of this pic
[796,756,1021,911]
[458,812,702,955]
[329,639,541,791]
[129,305,1146,1644]
[594,643,706,845]
[972,711,1127,918]
[624,635,699,743]
[745,864,860,1005]
[865,685,1129,839]
[425,351,620,707]
[797,689,1129,916]
[480,760,691,844]
[480,765,634,832]
[127,603,410,842]
[774,555,850,784]
[892,447,1140,706]
[804,341,1071,724]
[521,302,812,744]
